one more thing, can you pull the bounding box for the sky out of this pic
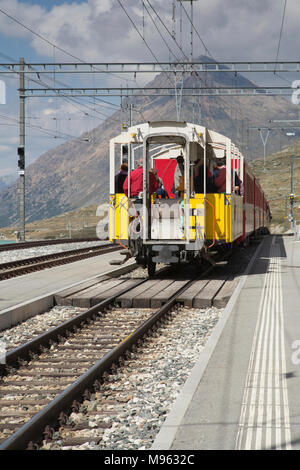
[0,0,300,178]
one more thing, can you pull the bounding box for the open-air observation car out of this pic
[109,121,270,275]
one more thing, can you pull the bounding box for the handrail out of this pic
[205,197,215,248]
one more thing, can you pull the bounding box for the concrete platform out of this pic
[153,234,300,450]
[0,250,135,330]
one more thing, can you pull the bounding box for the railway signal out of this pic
[17,146,25,170]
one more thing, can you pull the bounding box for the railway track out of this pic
[0,243,120,281]
[0,263,200,449]
[0,241,260,450]
[0,238,100,253]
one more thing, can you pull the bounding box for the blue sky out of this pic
[0,0,300,178]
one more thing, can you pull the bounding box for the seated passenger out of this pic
[234,171,244,195]
[123,159,158,197]
[150,168,169,199]
[213,159,227,193]
[115,163,128,193]
[171,155,184,199]
[194,161,214,193]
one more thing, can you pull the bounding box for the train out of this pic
[109,121,271,275]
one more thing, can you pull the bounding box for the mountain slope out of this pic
[0,56,299,227]
[250,140,300,226]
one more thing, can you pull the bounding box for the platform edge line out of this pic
[151,239,266,451]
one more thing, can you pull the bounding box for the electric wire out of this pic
[143,1,180,63]
[178,0,215,59]
[274,0,288,73]
[0,6,133,84]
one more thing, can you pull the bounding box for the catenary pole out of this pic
[19,57,26,242]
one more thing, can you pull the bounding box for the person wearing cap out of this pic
[123,159,158,197]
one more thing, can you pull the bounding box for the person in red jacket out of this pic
[123,159,158,197]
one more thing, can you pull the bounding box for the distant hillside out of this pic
[0,174,15,192]
[2,141,299,239]
[0,55,299,228]
[0,204,104,240]
[250,141,300,227]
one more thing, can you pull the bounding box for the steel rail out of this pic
[0,265,203,450]
[0,238,101,253]
[0,276,198,450]
[0,244,120,280]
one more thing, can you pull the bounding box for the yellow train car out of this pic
[109,121,269,275]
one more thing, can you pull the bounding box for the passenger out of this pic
[213,159,227,193]
[172,155,184,199]
[115,162,128,193]
[150,168,163,188]
[213,159,244,195]
[150,168,169,199]
[234,171,243,195]
[123,159,158,197]
[194,160,214,193]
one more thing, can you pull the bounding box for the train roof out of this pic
[110,120,232,148]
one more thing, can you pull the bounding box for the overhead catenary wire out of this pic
[0,50,119,123]
[0,6,134,85]
[116,0,179,114]
[143,1,180,63]
[145,0,202,71]
[274,0,288,74]
[178,0,215,59]
[0,3,151,123]
[0,5,151,122]
[0,112,91,140]
[0,52,137,141]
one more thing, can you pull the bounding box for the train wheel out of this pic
[147,260,156,277]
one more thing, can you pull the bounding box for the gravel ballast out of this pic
[0,241,107,264]
[0,306,85,351]
[39,305,222,451]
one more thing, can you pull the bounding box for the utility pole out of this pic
[290,155,294,228]
[289,154,300,229]
[259,128,270,172]
[18,57,25,242]
[285,195,289,230]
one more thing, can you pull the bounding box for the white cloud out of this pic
[1,0,300,175]
[0,0,45,38]
[0,166,15,176]
[0,144,11,152]
[2,136,18,144]
[43,107,56,116]
[1,0,299,65]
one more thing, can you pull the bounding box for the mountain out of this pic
[249,139,300,227]
[0,55,299,227]
[0,174,15,192]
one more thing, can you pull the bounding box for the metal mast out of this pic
[18,57,26,241]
